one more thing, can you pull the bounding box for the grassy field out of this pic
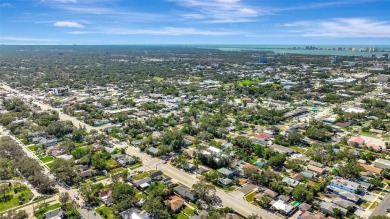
[34,203,62,219]
[96,206,121,219]
[40,156,54,163]
[0,185,31,212]
[153,77,164,82]
[189,76,202,81]
[177,213,189,219]
[237,79,264,86]
[132,171,150,180]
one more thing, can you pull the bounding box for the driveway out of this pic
[239,184,258,194]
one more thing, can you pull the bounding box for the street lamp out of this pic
[155,162,164,170]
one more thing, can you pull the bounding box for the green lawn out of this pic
[237,79,254,86]
[244,191,256,202]
[183,207,195,216]
[188,202,198,210]
[370,201,379,209]
[360,131,378,137]
[75,142,88,147]
[40,156,54,163]
[189,76,202,81]
[248,156,258,164]
[0,185,31,212]
[34,203,62,219]
[361,201,370,208]
[96,206,120,219]
[46,162,55,169]
[132,171,150,180]
[177,213,189,219]
[290,146,306,153]
[27,145,36,151]
[136,190,146,200]
[105,159,118,168]
[153,77,164,82]
[128,163,142,170]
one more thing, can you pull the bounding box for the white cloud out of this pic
[282,18,390,38]
[0,36,56,42]
[69,27,245,35]
[171,0,263,23]
[0,3,13,7]
[54,21,85,28]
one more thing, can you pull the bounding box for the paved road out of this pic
[2,84,279,219]
[0,126,102,219]
[370,190,390,217]
[1,85,99,132]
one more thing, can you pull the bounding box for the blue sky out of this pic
[0,0,389,44]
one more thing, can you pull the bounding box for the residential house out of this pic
[278,195,291,202]
[99,189,113,206]
[308,160,324,168]
[374,158,390,169]
[180,163,196,172]
[327,186,360,203]
[251,132,273,145]
[133,177,152,190]
[319,202,347,217]
[348,136,365,146]
[332,197,357,209]
[263,189,279,199]
[120,208,150,219]
[329,178,360,193]
[112,154,136,167]
[150,170,163,181]
[162,178,172,187]
[147,147,159,156]
[195,166,209,175]
[271,200,295,216]
[306,165,325,175]
[43,208,64,219]
[300,170,317,180]
[45,138,58,147]
[173,186,198,202]
[271,144,296,156]
[282,177,300,188]
[254,159,267,168]
[80,169,95,178]
[299,203,312,212]
[218,178,233,187]
[360,164,381,176]
[131,139,143,147]
[217,168,235,179]
[366,143,382,152]
[165,196,185,212]
[300,213,326,219]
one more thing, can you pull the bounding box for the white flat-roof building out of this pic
[374,158,390,169]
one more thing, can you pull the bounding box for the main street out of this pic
[2,84,280,219]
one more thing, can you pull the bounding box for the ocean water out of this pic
[201,45,390,57]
